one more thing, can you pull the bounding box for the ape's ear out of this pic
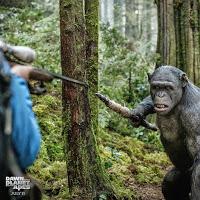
[180,73,188,87]
[147,72,152,82]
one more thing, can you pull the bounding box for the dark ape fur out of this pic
[135,66,200,200]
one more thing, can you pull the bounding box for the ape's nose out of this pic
[157,91,165,98]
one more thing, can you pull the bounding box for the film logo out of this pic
[6,176,31,196]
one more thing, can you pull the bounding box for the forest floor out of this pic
[99,130,171,200]
[129,182,164,200]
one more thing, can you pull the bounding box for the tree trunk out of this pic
[0,0,30,8]
[144,1,152,42]
[125,0,141,40]
[113,0,126,35]
[156,0,200,85]
[60,0,116,199]
[100,0,114,27]
[107,0,114,27]
[100,0,107,25]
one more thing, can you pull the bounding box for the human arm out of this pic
[10,62,53,82]
[10,74,41,170]
[0,54,41,170]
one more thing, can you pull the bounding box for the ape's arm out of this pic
[96,93,157,130]
[179,108,200,200]
[130,96,155,127]
[133,95,155,116]
[187,132,200,200]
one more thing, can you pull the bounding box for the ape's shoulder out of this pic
[180,103,200,131]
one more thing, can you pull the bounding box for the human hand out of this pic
[10,63,53,82]
[10,63,33,81]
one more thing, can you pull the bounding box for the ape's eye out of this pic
[156,86,160,90]
[166,86,173,90]
[151,85,158,90]
[151,85,160,90]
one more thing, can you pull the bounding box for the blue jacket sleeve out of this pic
[10,75,41,170]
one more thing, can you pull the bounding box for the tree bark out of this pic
[60,0,116,199]
[156,0,200,85]
[0,0,30,8]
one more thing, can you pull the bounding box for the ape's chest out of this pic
[157,116,182,143]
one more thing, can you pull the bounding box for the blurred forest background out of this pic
[0,0,171,200]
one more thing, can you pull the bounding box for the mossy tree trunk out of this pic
[156,0,200,85]
[0,0,30,8]
[60,0,116,199]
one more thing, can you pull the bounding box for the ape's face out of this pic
[149,67,187,115]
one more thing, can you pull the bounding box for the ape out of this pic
[97,66,200,200]
[146,66,200,200]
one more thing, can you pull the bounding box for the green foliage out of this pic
[0,2,60,72]
[99,25,160,146]
[98,26,170,195]
[98,27,169,198]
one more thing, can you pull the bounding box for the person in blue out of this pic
[0,51,41,171]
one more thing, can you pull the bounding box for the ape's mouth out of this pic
[154,104,169,112]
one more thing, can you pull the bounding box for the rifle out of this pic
[9,64,88,94]
[0,40,88,94]
[27,67,88,95]
[29,68,87,87]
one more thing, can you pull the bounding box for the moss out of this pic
[29,160,69,199]
[85,0,99,136]
[98,128,170,198]
[32,90,64,161]
[135,165,163,184]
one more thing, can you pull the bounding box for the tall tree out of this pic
[0,0,30,8]
[114,0,126,35]
[125,0,137,40]
[144,1,152,43]
[156,0,200,85]
[60,0,116,199]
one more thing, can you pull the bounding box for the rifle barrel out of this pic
[42,70,87,87]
